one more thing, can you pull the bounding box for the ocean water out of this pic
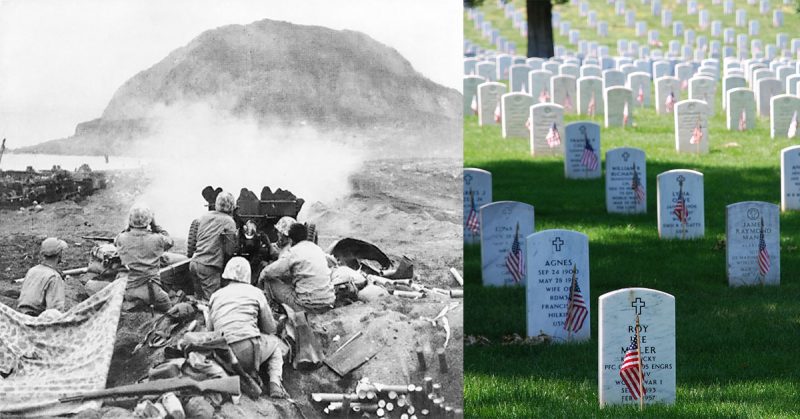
[0,153,145,172]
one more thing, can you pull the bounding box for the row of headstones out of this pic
[465,144,800,236]
[463,32,797,64]
[465,60,800,135]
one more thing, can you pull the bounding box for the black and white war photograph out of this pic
[0,1,463,417]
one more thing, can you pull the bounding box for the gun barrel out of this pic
[14,267,87,283]
[59,376,239,403]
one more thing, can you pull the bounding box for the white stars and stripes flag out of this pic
[788,110,798,138]
[563,274,588,333]
[505,224,524,284]
[631,164,645,204]
[636,84,644,105]
[471,95,478,115]
[620,337,646,401]
[758,217,770,277]
[623,101,630,126]
[539,88,550,103]
[739,108,747,131]
[665,91,676,113]
[588,91,596,117]
[546,122,562,148]
[581,136,599,170]
[494,102,502,123]
[564,91,574,111]
[673,187,688,225]
[690,119,703,145]
[466,191,480,234]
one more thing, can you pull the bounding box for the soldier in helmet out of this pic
[190,192,238,300]
[114,203,174,311]
[17,237,68,316]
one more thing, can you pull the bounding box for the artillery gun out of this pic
[187,186,316,283]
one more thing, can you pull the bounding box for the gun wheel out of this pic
[306,223,318,244]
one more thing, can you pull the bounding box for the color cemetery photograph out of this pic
[464,0,800,416]
[0,1,464,418]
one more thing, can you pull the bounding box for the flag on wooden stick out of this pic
[665,91,676,113]
[673,186,688,225]
[631,163,645,204]
[588,91,596,117]
[690,119,703,145]
[623,101,630,127]
[563,268,588,333]
[637,84,644,105]
[539,88,550,103]
[580,135,599,170]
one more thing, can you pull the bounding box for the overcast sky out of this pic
[0,0,462,147]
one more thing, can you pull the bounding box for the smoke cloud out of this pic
[128,101,365,239]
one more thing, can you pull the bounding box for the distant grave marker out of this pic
[726,202,780,286]
[674,100,710,154]
[480,201,535,286]
[464,75,486,116]
[726,88,757,131]
[529,103,565,156]
[605,147,647,214]
[605,86,635,128]
[781,145,800,211]
[477,82,507,126]
[564,122,602,179]
[657,170,704,239]
[463,168,492,244]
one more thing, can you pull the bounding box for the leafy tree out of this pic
[465,0,568,58]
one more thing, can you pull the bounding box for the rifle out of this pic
[81,236,115,242]
[14,267,88,283]
[58,376,240,403]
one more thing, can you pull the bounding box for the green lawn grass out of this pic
[464,3,800,417]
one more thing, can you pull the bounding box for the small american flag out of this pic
[788,111,798,138]
[466,191,480,234]
[564,91,573,111]
[580,136,599,170]
[525,115,532,132]
[758,217,770,277]
[738,108,747,131]
[620,338,646,401]
[631,164,645,204]
[563,276,588,332]
[673,187,688,225]
[690,120,703,145]
[505,224,524,284]
[546,122,561,148]
[494,102,502,123]
[636,84,644,105]
[521,83,527,94]
[665,91,676,113]
[471,95,479,115]
[681,79,688,90]
[623,102,630,126]
[588,91,596,116]
[539,88,550,103]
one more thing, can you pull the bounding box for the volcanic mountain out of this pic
[21,19,461,155]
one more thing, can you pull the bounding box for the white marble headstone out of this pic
[781,145,800,211]
[726,201,780,286]
[674,99,710,154]
[551,75,578,114]
[604,86,634,127]
[530,103,566,157]
[726,88,756,131]
[657,170,704,239]
[510,64,533,93]
[464,168,492,244]
[501,92,535,139]
[605,147,647,214]
[769,94,800,139]
[756,78,783,117]
[564,122,602,179]
[627,72,652,108]
[655,77,681,115]
[526,229,590,342]
[529,70,554,104]
[599,288,676,406]
[578,76,604,117]
[477,82,507,126]
[603,69,626,89]
[464,76,486,116]
[480,201,535,287]
[688,76,716,115]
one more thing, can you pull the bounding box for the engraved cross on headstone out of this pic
[464,174,473,185]
[632,297,646,315]
[622,151,630,161]
[552,237,565,251]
